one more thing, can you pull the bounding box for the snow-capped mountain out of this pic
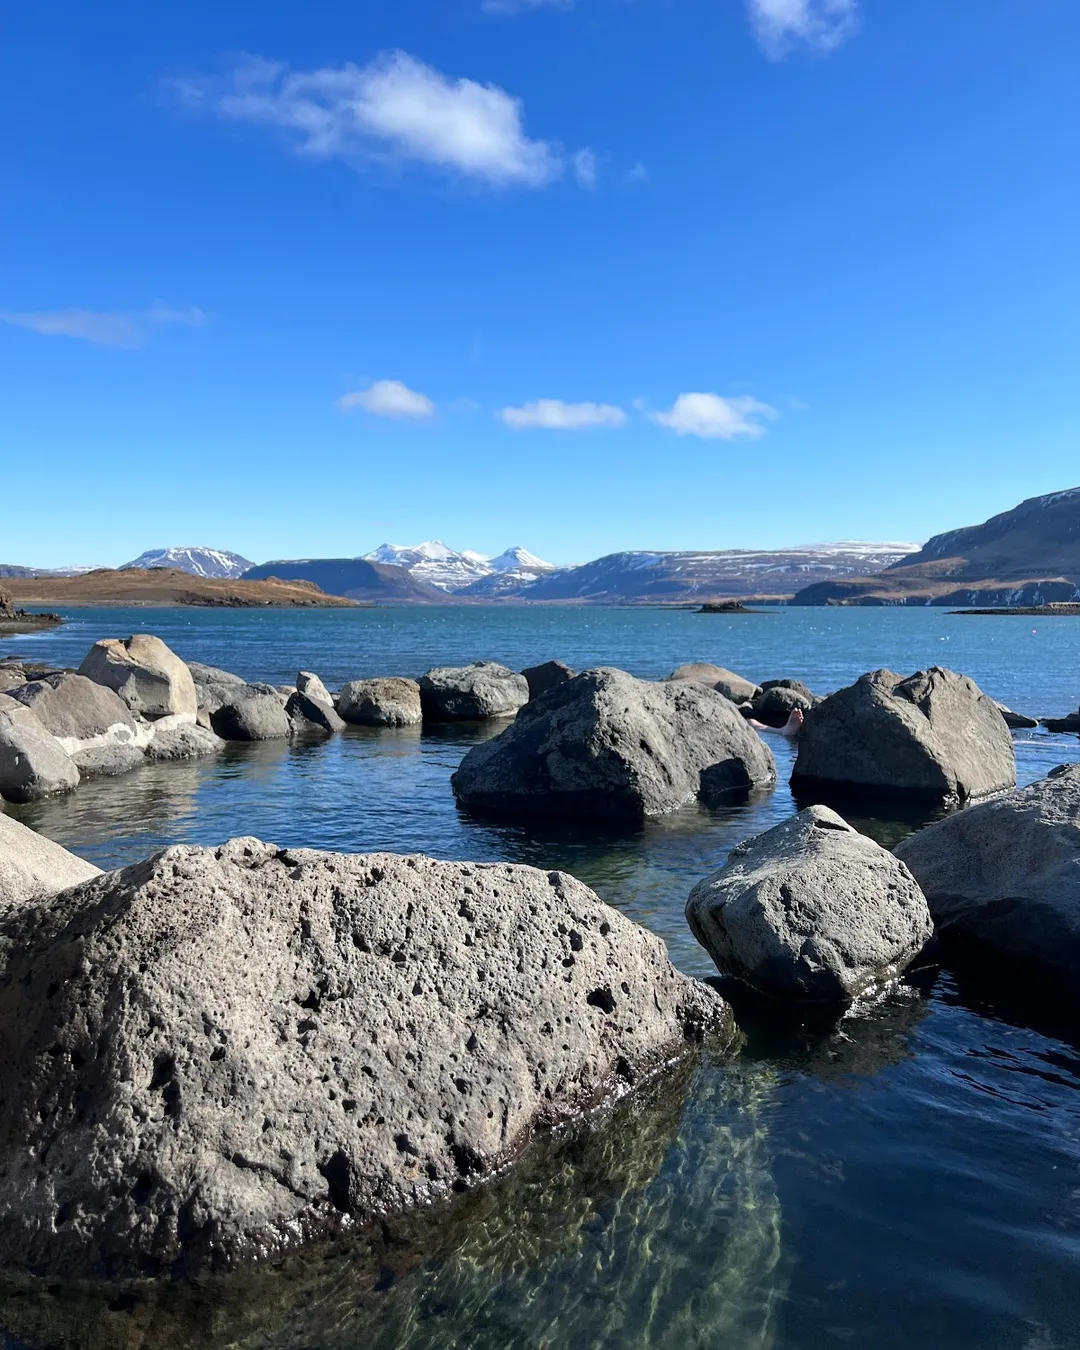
[363,541,556,592]
[121,548,254,580]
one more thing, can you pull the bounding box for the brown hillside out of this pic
[3,569,359,608]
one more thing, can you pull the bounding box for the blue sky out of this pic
[2,0,1077,567]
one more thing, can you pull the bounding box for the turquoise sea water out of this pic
[2,605,1080,1350]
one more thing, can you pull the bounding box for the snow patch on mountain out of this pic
[363,541,555,592]
[122,548,255,580]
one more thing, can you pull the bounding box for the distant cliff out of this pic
[792,488,1080,606]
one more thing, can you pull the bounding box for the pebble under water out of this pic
[2,604,1079,1349]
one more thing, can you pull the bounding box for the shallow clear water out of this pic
[2,606,1080,1350]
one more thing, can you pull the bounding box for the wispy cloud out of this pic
[573,149,598,189]
[499,399,627,430]
[338,380,436,420]
[481,0,575,13]
[748,0,859,58]
[650,393,778,439]
[0,306,207,348]
[175,52,574,189]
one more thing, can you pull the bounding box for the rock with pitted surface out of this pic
[210,691,291,742]
[5,672,139,755]
[73,742,146,778]
[420,662,530,722]
[895,765,1080,989]
[145,723,224,761]
[296,672,333,706]
[0,838,733,1279]
[0,812,100,912]
[792,667,1015,803]
[286,690,346,735]
[0,702,80,803]
[452,668,776,821]
[79,635,197,722]
[668,664,762,705]
[522,660,577,702]
[687,805,933,1000]
[337,677,422,727]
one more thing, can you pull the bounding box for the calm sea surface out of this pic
[2,605,1080,1350]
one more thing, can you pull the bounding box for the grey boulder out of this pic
[522,660,576,701]
[72,742,146,778]
[995,702,1039,730]
[1041,708,1080,734]
[210,692,291,742]
[188,662,248,719]
[296,671,333,706]
[337,677,422,727]
[0,838,732,1279]
[5,672,139,755]
[0,703,80,803]
[686,805,933,1000]
[145,723,224,761]
[79,635,197,722]
[286,690,346,735]
[0,812,100,912]
[895,764,1080,989]
[752,680,820,728]
[792,667,1015,803]
[420,662,530,721]
[452,668,777,821]
[668,664,761,705]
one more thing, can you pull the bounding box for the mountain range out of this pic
[361,542,557,592]
[790,487,1080,606]
[120,547,255,580]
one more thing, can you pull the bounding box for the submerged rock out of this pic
[895,765,1080,989]
[751,680,820,728]
[452,668,776,821]
[668,664,761,704]
[686,806,933,1000]
[79,635,197,722]
[792,667,1015,803]
[0,812,100,911]
[5,672,139,755]
[522,660,576,701]
[72,742,146,778]
[0,839,732,1279]
[0,703,80,803]
[420,663,530,721]
[337,677,423,727]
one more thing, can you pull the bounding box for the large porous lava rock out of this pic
[452,668,776,821]
[668,664,761,705]
[751,680,820,728]
[0,838,733,1279]
[522,661,576,701]
[210,690,292,741]
[420,662,530,722]
[5,672,140,756]
[896,764,1080,989]
[286,690,346,735]
[791,667,1015,803]
[0,813,100,911]
[337,678,422,727]
[79,636,197,722]
[0,703,80,803]
[686,806,933,1000]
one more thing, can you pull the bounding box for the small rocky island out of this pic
[0,585,61,635]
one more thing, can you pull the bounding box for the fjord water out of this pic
[3,606,1080,1350]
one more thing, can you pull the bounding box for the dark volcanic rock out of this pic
[895,765,1080,990]
[210,692,291,741]
[0,812,100,910]
[337,678,422,727]
[995,702,1040,730]
[0,838,733,1279]
[1041,709,1080,734]
[286,690,346,735]
[522,660,576,701]
[72,742,146,778]
[686,806,933,1000]
[452,668,776,821]
[792,667,1015,803]
[751,680,820,728]
[420,662,530,721]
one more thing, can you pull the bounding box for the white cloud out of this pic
[626,161,649,185]
[573,149,598,189]
[499,399,627,430]
[748,0,859,58]
[0,306,207,348]
[338,380,436,419]
[185,51,566,188]
[650,393,778,440]
[482,0,575,13]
